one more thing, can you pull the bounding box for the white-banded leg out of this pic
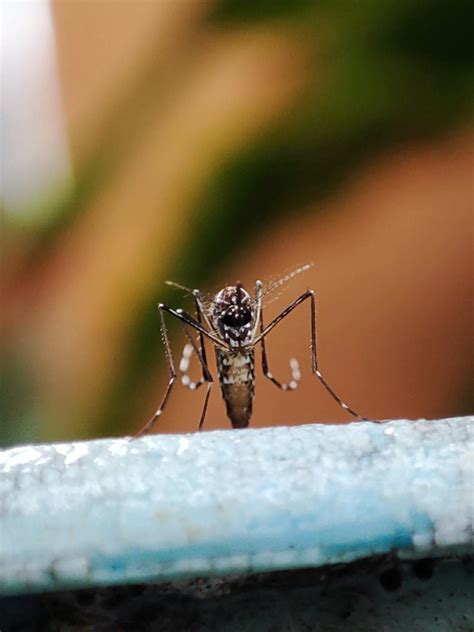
[181,323,213,431]
[179,343,204,390]
[135,303,221,437]
[260,306,300,391]
[179,292,209,391]
[254,290,369,420]
[190,289,216,431]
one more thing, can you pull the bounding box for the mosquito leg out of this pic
[179,293,209,391]
[135,301,219,437]
[179,343,204,390]
[188,292,215,431]
[193,289,217,334]
[181,322,213,431]
[198,381,212,431]
[250,280,263,341]
[254,290,369,420]
[135,306,177,437]
[307,291,369,420]
[260,306,300,391]
[160,304,228,349]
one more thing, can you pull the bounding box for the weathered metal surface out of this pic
[0,417,472,597]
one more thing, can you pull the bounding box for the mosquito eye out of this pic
[221,310,251,327]
[221,313,239,327]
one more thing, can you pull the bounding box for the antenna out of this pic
[265,263,314,295]
[165,280,193,293]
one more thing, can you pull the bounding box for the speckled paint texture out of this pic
[0,417,472,596]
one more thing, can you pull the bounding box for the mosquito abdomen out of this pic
[216,349,255,428]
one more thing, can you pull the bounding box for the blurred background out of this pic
[1,0,472,446]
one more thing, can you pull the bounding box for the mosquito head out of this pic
[213,283,254,347]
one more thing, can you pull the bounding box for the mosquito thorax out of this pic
[213,285,254,347]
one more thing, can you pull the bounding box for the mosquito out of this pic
[136,265,368,436]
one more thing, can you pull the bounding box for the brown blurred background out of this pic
[1,0,473,445]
